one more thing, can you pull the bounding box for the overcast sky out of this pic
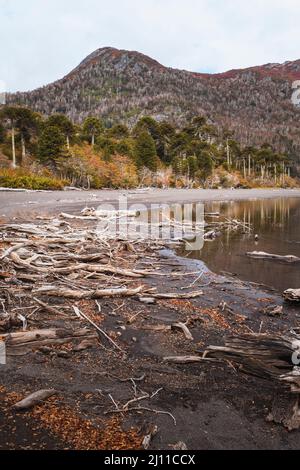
[1,0,300,92]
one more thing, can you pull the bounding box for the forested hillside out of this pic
[7,48,300,170]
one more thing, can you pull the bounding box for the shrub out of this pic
[0,169,67,190]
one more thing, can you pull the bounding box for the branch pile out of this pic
[0,214,203,342]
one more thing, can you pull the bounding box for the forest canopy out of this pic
[0,106,296,190]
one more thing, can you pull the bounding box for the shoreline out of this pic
[1,188,300,220]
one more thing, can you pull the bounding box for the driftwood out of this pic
[142,425,159,450]
[3,328,93,345]
[10,252,147,278]
[204,333,300,393]
[263,305,284,317]
[81,207,138,218]
[33,297,68,317]
[60,208,138,220]
[73,306,124,353]
[13,389,57,410]
[283,289,300,303]
[171,323,194,341]
[33,285,144,299]
[152,290,203,300]
[163,356,204,364]
[246,251,300,263]
[3,328,97,355]
[170,442,188,450]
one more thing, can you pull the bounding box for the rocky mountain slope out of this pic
[7,47,300,163]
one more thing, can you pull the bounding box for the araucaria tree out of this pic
[83,116,103,147]
[38,125,67,167]
[15,107,39,162]
[46,114,75,149]
[134,131,158,171]
[0,106,19,168]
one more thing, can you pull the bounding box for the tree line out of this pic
[0,105,293,188]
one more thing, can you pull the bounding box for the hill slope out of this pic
[7,47,300,163]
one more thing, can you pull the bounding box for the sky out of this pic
[1,0,300,92]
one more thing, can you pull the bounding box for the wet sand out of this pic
[0,235,300,449]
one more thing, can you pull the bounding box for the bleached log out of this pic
[33,285,144,299]
[13,389,57,410]
[60,213,99,221]
[81,207,138,218]
[247,252,300,263]
[153,290,203,300]
[0,224,43,235]
[10,252,148,278]
[3,327,93,346]
[0,243,28,261]
[283,289,300,302]
[163,356,204,364]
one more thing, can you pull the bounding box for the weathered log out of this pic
[163,356,204,364]
[204,333,300,393]
[81,207,138,218]
[246,251,300,263]
[33,285,144,299]
[13,389,57,410]
[10,252,148,278]
[153,290,203,300]
[283,289,300,303]
[3,328,94,346]
[8,335,97,356]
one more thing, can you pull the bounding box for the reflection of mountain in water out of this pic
[182,198,300,291]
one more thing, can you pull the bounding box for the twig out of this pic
[73,306,125,353]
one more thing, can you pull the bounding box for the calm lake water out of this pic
[180,197,300,292]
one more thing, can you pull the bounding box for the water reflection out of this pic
[178,198,300,292]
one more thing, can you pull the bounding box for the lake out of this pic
[180,197,300,292]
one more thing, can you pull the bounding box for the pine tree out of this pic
[134,131,158,171]
[46,114,75,149]
[38,125,66,165]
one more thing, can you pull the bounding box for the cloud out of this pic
[0,0,300,91]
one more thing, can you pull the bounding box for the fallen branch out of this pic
[246,251,300,263]
[33,285,144,299]
[73,306,124,353]
[163,356,204,364]
[171,322,194,341]
[152,290,203,300]
[33,297,68,317]
[13,389,57,410]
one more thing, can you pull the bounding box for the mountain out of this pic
[7,47,300,164]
